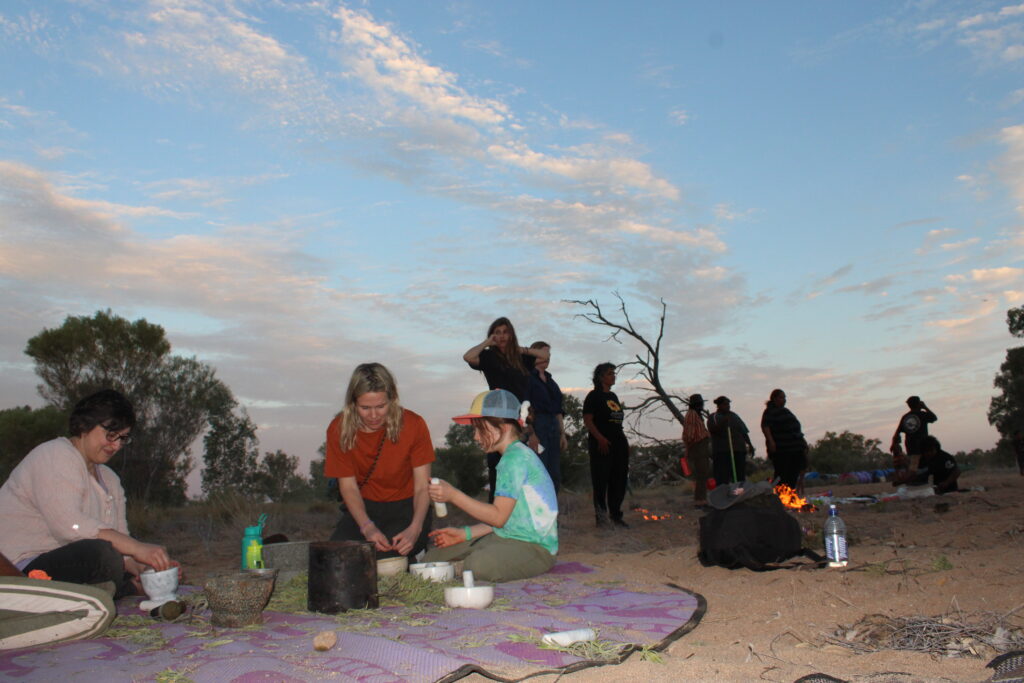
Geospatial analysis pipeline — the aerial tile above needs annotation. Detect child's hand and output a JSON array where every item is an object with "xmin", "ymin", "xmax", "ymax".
[
  {"xmin": 428, "ymin": 478, "xmax": 454, "ymax": 504},
  {"xmin": 428, "ymin": 528, "xmax": 464, "ymax": 549}
]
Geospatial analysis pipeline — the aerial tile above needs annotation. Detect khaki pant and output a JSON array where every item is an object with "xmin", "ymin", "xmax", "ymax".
[
  {"xmin": 0, "ymin": 578, "xmax": 114, "ymax": 650},
  {"xmin": 423, "ymin": 533, "xmax": 555, "ymax": 583}
]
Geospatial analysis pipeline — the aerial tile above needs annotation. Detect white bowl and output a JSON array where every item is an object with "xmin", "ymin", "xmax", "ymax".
[
  {"xmin": 140, "ymin": 567, "xmax": 179, "ymax": 602},
  {"xmin": 409, "ymin": 562, "xmax": 455, "ymax": 582},
  {"xmin": 376, "ymin": 556, "xmax": 409, "ymax": 577},
  {"xmin": 444, "ymin": 585, "xmax": 494, "ymax": 609}
]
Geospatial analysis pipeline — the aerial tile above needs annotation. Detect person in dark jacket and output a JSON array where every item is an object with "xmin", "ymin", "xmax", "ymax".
[{"xmin": 760, "ymin": 389, "xmax": 808, "ymax": 491}]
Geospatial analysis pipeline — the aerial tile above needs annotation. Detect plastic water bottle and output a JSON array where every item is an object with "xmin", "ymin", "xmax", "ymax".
[
  {"xmin": 431, "ymin": 477, "xmax": 448, "ymax": 518},
  {"xmin": 824, "ymin": 504, "xmax": 848, "ymax": 568}
]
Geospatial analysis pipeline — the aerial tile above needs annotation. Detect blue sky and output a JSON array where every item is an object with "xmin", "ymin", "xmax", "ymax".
[{"xmin": 2, "ymin": 1, "xmax": 1022, "ymax": 489}]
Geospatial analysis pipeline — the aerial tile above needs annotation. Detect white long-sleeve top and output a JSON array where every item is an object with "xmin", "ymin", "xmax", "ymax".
[{"xmin": 0, "ymin": 437, "xmax": 128, "ymax": 566}]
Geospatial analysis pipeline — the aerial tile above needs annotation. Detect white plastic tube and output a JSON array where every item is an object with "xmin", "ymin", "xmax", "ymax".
[
  {"xmin": 542, "ymin": 628, "xmax": 597, "ymax": 647},
  {"xmin": 431, "ymin": 477, "xmax": 448, "ymax": 518}
]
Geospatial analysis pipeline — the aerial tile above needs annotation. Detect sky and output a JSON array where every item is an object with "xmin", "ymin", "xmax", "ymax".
[{"xmin": 2, "ymin": 1, "xmax": 1023, "ymax": 492}]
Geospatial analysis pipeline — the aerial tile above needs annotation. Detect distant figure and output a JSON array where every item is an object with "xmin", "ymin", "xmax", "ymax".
[
  {"xmin": 890, "ymin": 396, "xmax": 937, "ymax": 465},
  {"xmin": 1014, "ymin": 431, "xmax": 1024, "ymax": 476},
  {"xmin": 424, "ymin": 389, "xmax": 558, "ymax": 582},
  {"xmin": 324, "ymin": 363, "xmax": 435, "ymax": 559},
  {"xmin": 760, "ymin": 389, "xmax": 808, "ymax": 490},
  {"xmin": 463, "ymin": 317, "xmax": 549, "ymax": 502},
  {"xmin": 707, "ymin": 396, "xmax": 754, "ymax": 485},
  {"xmin": 526, "ymin": 341, "xmax": 566, "ymax": 492},
  {"xmin": 682, "ymin": 394, "xmax": 711, "ymax": 508},
  {"xmin": 893, "ymin": 435, "xmax": 960, "ymax": 494},
  {"xmin": 583, "ymin": 363, "xmax": 631, "ymax": 528}
]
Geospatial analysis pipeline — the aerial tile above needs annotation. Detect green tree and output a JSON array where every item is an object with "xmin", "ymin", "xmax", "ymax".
[
  {"xmin": 989, "ymin": 306, "xmax": 1024, "ymax": 442},
  {"xmin": 559, "ymin": 394, "xmax": 591, "ymax": 491},
  {"xmin": 202, "ymin": 404, "xmax": 261, "ymax": 499},
  {"xmin": 256, "ymin": 449, "xmax": 309, "ymax": 502},
  {"xmin": 808, "ymin": 431, "xmax": 887, "ymax": 474},
  {"xmin": 432, "ymin": 423, "xmax": 486, "ymax": 497},
  {"xmin": 25, "ymin": 310, "xmax": 233, "ymax": 505},
  {"xmin": 309, "ymin": 443, "xmax": 332, "ymax": 499},
  {"xmin": 0, "ymin": 405, "xmax": 67, "ymax": 482}
]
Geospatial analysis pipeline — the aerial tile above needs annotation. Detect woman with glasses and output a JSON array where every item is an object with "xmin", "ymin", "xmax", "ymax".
[{"xmin": 0, "ymin": 389, "xmax": 175, "ymax": 598}]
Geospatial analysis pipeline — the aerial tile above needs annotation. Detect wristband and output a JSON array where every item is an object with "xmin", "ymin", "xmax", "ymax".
[
  {"xmin": 359, "ymin": 520, "xmax": 375, "ymax": 533},
  {"xmin": 464, "ymin": 526, "xmax": 472, "ymax": 542}
]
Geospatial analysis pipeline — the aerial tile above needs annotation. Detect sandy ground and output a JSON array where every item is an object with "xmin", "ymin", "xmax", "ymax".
[{"xmin": 172, "ymin": 469, "xmax": 1024, "ymax": 683}]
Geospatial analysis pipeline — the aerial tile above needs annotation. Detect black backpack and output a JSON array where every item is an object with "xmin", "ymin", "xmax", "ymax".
[{"xmin": 698, "ymin": 494, "xmax": 823, "ymax": 571}]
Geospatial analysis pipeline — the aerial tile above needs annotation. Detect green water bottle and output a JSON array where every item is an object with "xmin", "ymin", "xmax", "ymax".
[{"xmin": 241, "ymin": 513, "xmax": 268, "ymax": 569}]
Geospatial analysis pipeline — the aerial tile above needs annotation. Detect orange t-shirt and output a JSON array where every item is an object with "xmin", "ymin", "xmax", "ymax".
[{"xmin": 324, "ymin": 409, "xmax": 434, "ymax": 502}]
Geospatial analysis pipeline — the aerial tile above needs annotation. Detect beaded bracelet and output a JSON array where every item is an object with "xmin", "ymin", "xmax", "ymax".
[
  {"xmin": 464, "ymin": 526, "xmax": 472, "ymax": 542},
  {"xmin": 359, "ymin": 520, "xmax": 375, "ymax": 533}
]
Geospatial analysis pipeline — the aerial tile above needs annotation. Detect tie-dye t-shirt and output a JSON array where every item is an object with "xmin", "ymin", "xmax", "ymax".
[{"xmin": 492, "ymin": 441, "xmax": 559, "ymax": 555}]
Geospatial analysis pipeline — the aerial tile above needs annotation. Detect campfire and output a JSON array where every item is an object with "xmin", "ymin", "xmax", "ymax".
[
  {"xmin": 774, "ymin": 484, "xmax": 817, "ymax": 512},
  {"xmin": 632, "ymin": 506, "xmax": 685, "ymax": 521}
]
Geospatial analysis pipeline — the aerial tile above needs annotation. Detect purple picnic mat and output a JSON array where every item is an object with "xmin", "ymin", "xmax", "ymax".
[{"xmin": 0, "ymin": 562, "xmax": 705, "ymax": 682}]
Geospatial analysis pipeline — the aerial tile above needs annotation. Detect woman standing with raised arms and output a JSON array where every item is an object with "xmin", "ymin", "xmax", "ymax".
[
  {"xmin": 463, "ymin": 317, "xmax": 550, "ymax": 499},
  {"xmin": 324, "ymin": 363, "xmax": 434, "ymax": 559}
]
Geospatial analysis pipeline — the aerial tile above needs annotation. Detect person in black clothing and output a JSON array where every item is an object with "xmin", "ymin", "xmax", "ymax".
[
  {"xmin": 527, "ymin": 341, "xmax": 566, "ymax": 492},
  {"xmin": 890, "ymin": 396, "xmax": 937, "ymax": 462},
  {"xmin": 707, "ymin": 396, "xmax": 754, "ymax": 485},
  {"xmin": 463, "ymin": 317, "xmax": 549, "ymax": 501},
  {"xmin": 760, "ymin": 389, "xmax": 808, "ymax": 491},
  {"xmin": 583, "ymin": 363, "xmax": 630, "ymax": 528},
  {"xmin": 896, "ymin": 435, "xmax": 960, "ymax": 493}
]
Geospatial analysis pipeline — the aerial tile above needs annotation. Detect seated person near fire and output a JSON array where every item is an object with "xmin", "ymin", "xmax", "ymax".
[{"xmin": 892, "ymin": 435, "xmax": 960, "ymax": 494}]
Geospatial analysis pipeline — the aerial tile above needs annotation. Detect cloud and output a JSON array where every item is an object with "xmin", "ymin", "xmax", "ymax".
[
  {"xmin": 486, "ymin": 141, "xmax": 680, "ymax": 200},
  {"xmin": 669, "ymin": 108, "xmax": 689, "ymax": 125},
  {"xmin": 335, "ymin": 6, "xmax": 509, "ymax": 126},
  {"xmin": 971, "ymin": 266, "xmax": 1024, "ymax": 283}
]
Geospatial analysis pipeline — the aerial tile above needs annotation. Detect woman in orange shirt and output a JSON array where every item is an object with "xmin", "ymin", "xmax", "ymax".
[{"xmin": 324, "ymin": 363, "xmax": 435, "ymax": 558}]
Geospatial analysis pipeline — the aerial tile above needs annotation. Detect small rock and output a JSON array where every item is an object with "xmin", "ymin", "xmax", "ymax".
[{"xmin": 313, "ymin": 630, "xmax": 337, "ymax": 651}]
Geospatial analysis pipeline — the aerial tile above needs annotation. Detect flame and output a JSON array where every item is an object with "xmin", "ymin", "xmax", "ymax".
[
  {"xmin": 774, "ymin": 484, "xmax": 816, "ymax": 512},
  {"xmin": 633, "ymin": 506, "xmax": 685, "ymax": 521}
]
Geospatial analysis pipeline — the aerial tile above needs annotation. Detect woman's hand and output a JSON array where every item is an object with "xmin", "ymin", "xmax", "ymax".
[
  {"xmin": 428, "ymin": 527, "xmax": 465, "ymax": 549},
  {"xmin": 130, "ymin": 540, "xmax": 172, "ymax": 572},
  {"xmin": 428, "ymin": 478, "xmax": 455, "ymax": 504},
  {"xmin": 390, "ymin": 525, "xmax": 420, "ymax": 556},
  {"xmin": 596, "ymin": 435, "xmax": 611, "ymax": 455},
  {"xmin": 362, "ymin": 524, "xmax": 393, "ymax": 553}
]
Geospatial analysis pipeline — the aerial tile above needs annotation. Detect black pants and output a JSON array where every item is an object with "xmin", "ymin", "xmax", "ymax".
[
  {"xmin": 712, "ymin": 449, "xmax": 746, "ymax": 485},
  {"xmin": 772, "ymin": 448, "xmax": 807, "ymax": 488},
  {"xmin": 589, "ymin": 437, "xmax": 629, "ymax": 520},
  {"xmin": 24, "ymin": 539, "xmax": 134, "ymax": 598},
  {"xmin": 330, "ymin": 496, "xmax": 432, "ymax": 559}
]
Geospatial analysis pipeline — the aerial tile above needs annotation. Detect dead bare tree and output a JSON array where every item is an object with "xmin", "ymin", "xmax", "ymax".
[
  {"xmin": 565, "ymin": 292, "xmax": 691, "ymax": 427},
  {"xmin": 565, "ymin": 293, "xmax": 696, "ymax": 486}
]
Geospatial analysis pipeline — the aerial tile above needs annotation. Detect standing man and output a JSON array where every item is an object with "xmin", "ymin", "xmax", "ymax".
[
  {"xmin": 890, "ymin": 396, "xmax": 938, "ymax": 468},
  {"xmin": 682, "ymin": 394, "xmax": 711, "ymax": 508},
  {"xmin": 707, "ymin": 396, "xmax": 755, "ymax": 486}
]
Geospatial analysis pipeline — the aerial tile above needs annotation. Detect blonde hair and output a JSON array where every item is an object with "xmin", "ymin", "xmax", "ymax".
[{"xmin": 338, "ymin": 363, "xmax": 404, "ymax": 451}]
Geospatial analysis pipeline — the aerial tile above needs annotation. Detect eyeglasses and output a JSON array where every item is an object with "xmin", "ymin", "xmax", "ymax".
[{"xmin": 101, "ymin": 426, "xmax": 132, "ymax": 445}]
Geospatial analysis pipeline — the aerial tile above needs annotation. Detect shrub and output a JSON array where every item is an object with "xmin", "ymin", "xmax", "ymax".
[{"xmin": 433, "ymin": 444, "xmax": 487, "ymax": 498}]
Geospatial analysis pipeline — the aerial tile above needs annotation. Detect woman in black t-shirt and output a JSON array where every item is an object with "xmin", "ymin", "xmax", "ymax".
[
  {"xmin": 582, "ymin": 362, "xmax": 630, "ymax": 528},
  {"xmin": 463, "ymin": 317, "xmax": 549, "ymax": 500}
]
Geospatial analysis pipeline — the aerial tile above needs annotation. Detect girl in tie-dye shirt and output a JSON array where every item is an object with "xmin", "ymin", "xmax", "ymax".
[{"xmin": 424, "ymin": 389, "xmax": 558, "ymax": 582}]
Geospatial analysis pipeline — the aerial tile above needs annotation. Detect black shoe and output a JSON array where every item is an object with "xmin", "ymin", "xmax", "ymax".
[
  {"xmin": 611, "ymin": 517, "xmax": 630, "ymax": 529},
  {"xmin": 595, "ymin": 512, "xmax": 611, "ymax": 528}
]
